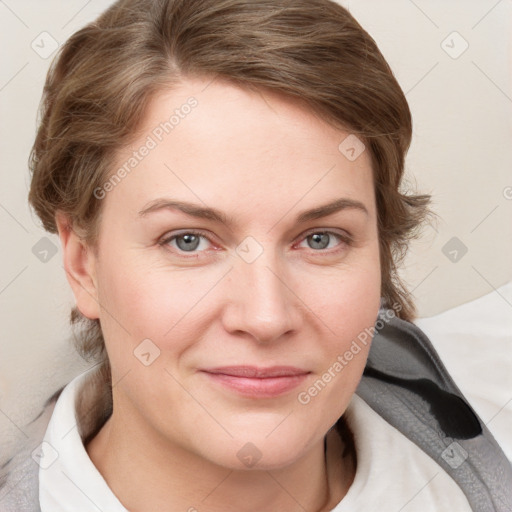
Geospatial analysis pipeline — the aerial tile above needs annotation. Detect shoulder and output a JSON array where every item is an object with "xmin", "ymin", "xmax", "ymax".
[
  {"xmin": 0, "ymin": 387, "xmax": 62, "ymax": 512},
  {"xmin": 0, "ymin": 365, "xmax": 111, "ymax": 512},
  {"xmin": 355, "ymin": 311, "xmax": 512, "ymax": 511},
  {"xmin": 341, "ymin": 394, "xmax": 473, "ymax": 511}
]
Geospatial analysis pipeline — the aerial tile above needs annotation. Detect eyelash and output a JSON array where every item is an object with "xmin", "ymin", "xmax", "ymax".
[{"xmin": 158, "ymin": 228, "xmax": 354, "ymax": 258}]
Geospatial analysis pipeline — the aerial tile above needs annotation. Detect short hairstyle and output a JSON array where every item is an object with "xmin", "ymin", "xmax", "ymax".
[{"xmin": 28, "ymin": 0, "xmax": 432, "ymax": 378}]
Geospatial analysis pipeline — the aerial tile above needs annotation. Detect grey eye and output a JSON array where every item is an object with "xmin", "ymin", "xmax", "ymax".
[
  {"xmin": 307, "ymin": 232, "xmax": 332, "ymax": 250},
  {"xmin": 175, "ymin": 233, "xmax": 202, "ymax": 252}
]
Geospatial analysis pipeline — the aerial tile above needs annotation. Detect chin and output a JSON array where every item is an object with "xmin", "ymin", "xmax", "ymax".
[{"xmin": 195, "ymin": 423, "xmax": 320, "ymax": 471}]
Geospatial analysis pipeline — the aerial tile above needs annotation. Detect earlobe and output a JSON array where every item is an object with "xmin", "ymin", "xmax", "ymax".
[{"xmin": 55, "ymin": 212, "xmax": 100, "ymax": 320}]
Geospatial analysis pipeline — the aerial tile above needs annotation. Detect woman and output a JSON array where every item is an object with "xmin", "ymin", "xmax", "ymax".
[{"xmin": 1, "ymin": 0, "xmax": 510, "ymax": 510}]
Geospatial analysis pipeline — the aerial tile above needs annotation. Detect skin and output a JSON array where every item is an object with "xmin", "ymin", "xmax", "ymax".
[{"xmin": 56, "ymin": 75, "xmax": 381, "ymax": 512}]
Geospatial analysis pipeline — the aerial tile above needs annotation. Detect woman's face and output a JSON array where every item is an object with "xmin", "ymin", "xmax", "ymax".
[{"xmin": 75, "ymin": 76, "xmax": 381, "ymax": 469}]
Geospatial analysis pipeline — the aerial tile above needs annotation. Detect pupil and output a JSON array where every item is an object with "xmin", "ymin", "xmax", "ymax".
[
  {"xmin": 310, "ymin": 233, "xmax": 329, "ymax": 250},
  {"xmin": 177, "ymin": 234, "xmax": 199, "ymax": 251}
]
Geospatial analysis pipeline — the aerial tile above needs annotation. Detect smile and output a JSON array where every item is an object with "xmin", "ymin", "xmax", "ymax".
[{"xmin": 200, "ymin": 366, "xmax": 310, "ymax": 398}]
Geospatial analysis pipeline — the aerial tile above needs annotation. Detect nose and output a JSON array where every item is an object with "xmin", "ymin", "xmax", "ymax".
[{"xmin": 221, "ymin": 250, "xmax": 303, "ymax": 344}]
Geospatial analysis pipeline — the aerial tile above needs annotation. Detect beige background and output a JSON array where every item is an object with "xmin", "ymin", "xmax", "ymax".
[{"xmin": 0, "ymin": 0, "xmax": 511, "ymax": 457}]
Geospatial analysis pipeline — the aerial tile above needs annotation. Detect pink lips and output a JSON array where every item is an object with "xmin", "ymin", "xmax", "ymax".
[{"xmin": 201, "ymin": 366, "xmax": 310, "ymax": 398}]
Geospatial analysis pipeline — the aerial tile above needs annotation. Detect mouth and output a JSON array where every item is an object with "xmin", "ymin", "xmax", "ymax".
[{"xmin": 200, "ymin": 366, "xmax": 310, "ymax": 398}]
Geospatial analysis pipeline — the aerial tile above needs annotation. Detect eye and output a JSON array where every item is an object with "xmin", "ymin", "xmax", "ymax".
[
  {"xmin": 296, "ymin": 230, "xmax": 352, "ymax": 253},
  {"xmin": 159, "ymin": 230, "xmax": 214, "ymax": 255}
]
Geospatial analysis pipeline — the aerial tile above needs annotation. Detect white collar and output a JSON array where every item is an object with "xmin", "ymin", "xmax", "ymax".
[
  {"xmin": 38, "ymin": 367, "xmax": 127, "ymax": 512},
  {"xmin": 330, "ymin": 395, "xmax": 471, "ymax": 511}
]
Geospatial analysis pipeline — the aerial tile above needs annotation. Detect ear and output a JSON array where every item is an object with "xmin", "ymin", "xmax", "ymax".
[{"xmin": 55, "ymin": 212, "xmax": 100, "ymax": 320}]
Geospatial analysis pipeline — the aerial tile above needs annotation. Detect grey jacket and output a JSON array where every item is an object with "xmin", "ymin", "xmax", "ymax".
[{"xmin": 1, "ymin": 309, "xmax": 511, "ymax": 511}]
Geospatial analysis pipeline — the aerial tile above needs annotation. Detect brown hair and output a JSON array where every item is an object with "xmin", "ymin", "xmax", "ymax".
[{"xmin": 28, "ymin": 0, "xmax": 433, "ymax": 377}]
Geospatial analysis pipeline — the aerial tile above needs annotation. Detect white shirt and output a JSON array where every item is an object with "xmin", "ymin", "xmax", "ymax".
[{"xmin": 39, "ymin": 367, "xmax": 471, "ymax": 512}]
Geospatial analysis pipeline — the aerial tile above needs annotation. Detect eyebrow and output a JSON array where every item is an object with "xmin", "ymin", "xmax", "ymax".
[{"xmin": 138, "ymin": 197, "xmax": 369, "ymax": 226}]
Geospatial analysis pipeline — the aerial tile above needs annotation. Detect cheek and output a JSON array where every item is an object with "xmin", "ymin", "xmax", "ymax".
[
  {"xmin": 323, "ymin": 275, "xmax": 380, "ymax": 375},
  {"xmin": 95, "ymin": 251, "xmax": 217, "ymax": 363},
  {"xmin": 307, "ymin": 244, "xmax": 381, "ymax": 382},
  {"xmin": 296, "ymin": 265, "xmax": 381, "ymax": 421},
  {"xmin": 337, "ymin": 268, "xmax": 381, "ymax": 337},
  {"xmin": 306, "ymin": 246, "xmax": 381, "ymax": 345},
  {"xmin": 94, "ymin": 250, "xmax": 163, "ymax": 353}
]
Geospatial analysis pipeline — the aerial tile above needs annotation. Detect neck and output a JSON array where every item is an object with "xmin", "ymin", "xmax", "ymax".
[{"xmin": 86, "ymin": 404, "xmax": 354, "ymax": 512}]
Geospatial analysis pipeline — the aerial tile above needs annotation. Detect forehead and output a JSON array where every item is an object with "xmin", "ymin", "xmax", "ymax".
[{"xmin": 104, "ymin": 76, "xmax": 376, "ymax": 222}]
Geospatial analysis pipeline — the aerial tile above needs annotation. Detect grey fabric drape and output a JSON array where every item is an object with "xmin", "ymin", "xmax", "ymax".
[{"xmin": 356, "ymin": 307, "xmax": 512, "ymax": 512}]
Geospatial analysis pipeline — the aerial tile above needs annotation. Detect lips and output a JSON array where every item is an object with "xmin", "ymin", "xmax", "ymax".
[
  {"xmin": 202, "ymin": 365, "xmax": 309, "ymax": 378},
  {"xmin": 200, "ymin": 366, "xmax": 310, "ymax": 398}
]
